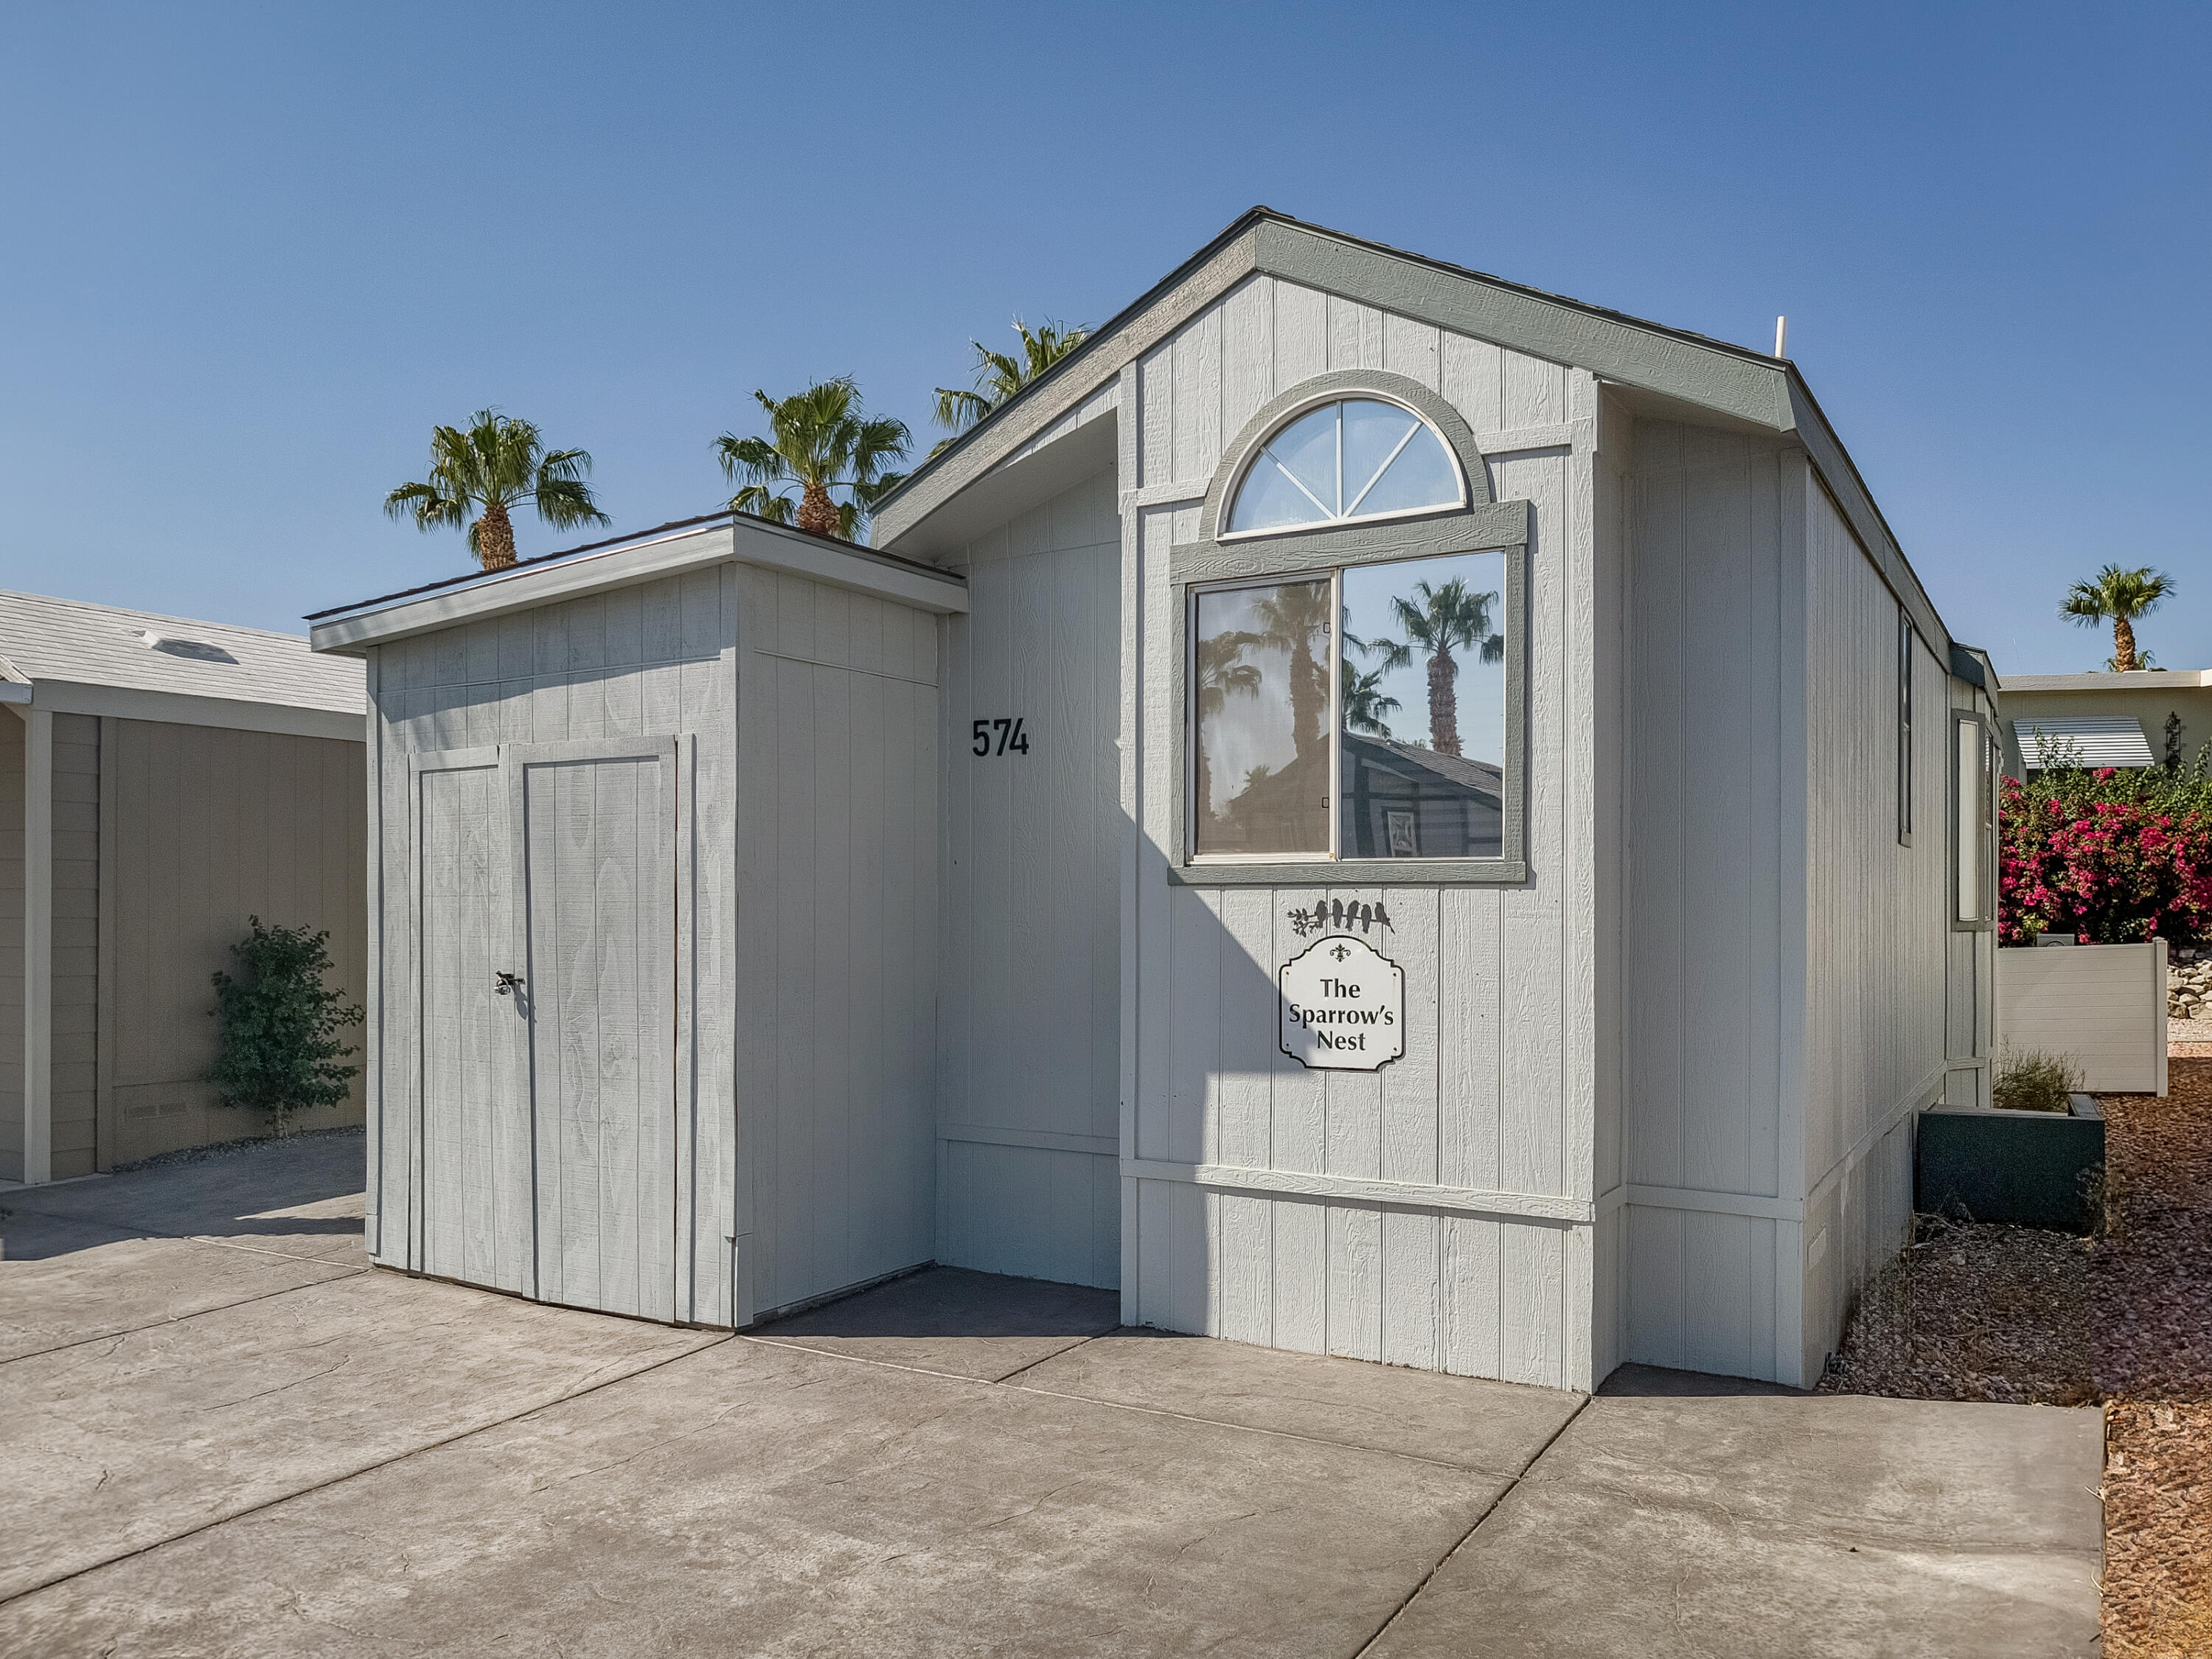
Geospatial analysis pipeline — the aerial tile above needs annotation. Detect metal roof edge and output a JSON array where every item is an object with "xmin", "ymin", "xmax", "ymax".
[{"xmin": 310, "ymin": 512, "xmax": 969, "ymax": 655}]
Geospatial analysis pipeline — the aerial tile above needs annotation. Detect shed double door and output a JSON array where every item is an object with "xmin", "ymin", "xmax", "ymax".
[{"xmin": 412, "ymin": 735, "xmax": 685, "ymax": 1322}]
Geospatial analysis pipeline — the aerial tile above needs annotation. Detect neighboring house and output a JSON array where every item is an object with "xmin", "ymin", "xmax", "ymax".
[
  {"xmin": 1997, "ymin": 668, "xmax": 2212, "ymax": 776},
  {"xmin": 310, "ymin": 208, "xmax": 2000, "ymax": 1392},
  {"xmin": 1, "ymin": 591, "xmax": 367, "ymax": 1183}
]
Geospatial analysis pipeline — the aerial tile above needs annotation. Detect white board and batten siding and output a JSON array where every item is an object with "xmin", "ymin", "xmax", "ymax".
[
  {"xmin": 1624, "ymin": 425, "xmax": 1972, "ymax": 1385},
  {"xmin": 735, "ymin": 566, "xmax": 941, "ymax": 1319},
  {"xmin": 936, "ymin": 467, "xmax": 1121, "ymax": 1288},
  {"xmin": 1119, "ymin": 273, "xmax": 1607, "ymax": 1391}
]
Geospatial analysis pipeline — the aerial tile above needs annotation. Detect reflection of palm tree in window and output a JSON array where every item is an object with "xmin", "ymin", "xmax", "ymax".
[
  {"xmin": 1363, "ymin": 579, "xmax": 1501, "ymax": 757},
  {"xmin": 1250, "ymin": 584, "xmax": 1331, "ymax": 771},
  {"xmin": 1194, "ymin": 629, "xmax": 1262, "ymax": 823},
  {"xmin": 1341, "ymin": 661, "xmax": 1400, "ymax": 737}
]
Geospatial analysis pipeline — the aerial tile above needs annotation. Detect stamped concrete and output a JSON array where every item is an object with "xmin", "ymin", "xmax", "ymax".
[
  {"xmin": 0, "ymin": 1140, "xmax": 2102, "ymax": 1657},
  {"xmin": 1017, "ymin": 1329, "xmax": 1584, "ymax": 1475}
]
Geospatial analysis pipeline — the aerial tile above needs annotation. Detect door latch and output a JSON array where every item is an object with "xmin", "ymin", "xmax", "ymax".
[{"xmin": 494, "ymin": 972, "xmax": 524, "ymax": 996}]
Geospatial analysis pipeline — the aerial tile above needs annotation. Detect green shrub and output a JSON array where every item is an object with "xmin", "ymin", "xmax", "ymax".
[
  {"xmin": 1990, "ymin": 1048, "xmax": 2080, "ymax": 1114},
  {"xmin": 207, "ymin": 917, "xmax": 364, "ymax": 1130}
]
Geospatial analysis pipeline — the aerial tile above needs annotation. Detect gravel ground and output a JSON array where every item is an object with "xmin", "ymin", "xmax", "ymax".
[
  {"xmin": 106, "ymin": 1122, "xmax": 364, "ymax": 1175},
  {"xmin": 2099, "ymin": 1063, "xmax": 2212, "ymax": 1658}
]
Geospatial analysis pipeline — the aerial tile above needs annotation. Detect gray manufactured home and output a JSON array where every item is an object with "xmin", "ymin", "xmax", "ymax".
[{"xmin": 313, "ymin": 209, "xmax": 1998, "ymax": 1388}]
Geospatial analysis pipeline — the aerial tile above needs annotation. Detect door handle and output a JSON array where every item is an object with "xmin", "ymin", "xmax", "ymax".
[{"xmin": 495, "ymin": 972, "xmax": 524, "ymax": 995}]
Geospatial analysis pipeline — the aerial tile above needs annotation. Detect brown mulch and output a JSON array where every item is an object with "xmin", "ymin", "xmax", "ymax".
[
  {"xmin": 1817, "ymin": 1057, "xmax": 2212, "ymax": 1655},
  {"xmin": 2100, "ymin": 1062, "xmax": 2212, "ymax": 1658},
  {"xmin": 1817, "ymin": 1217, "xmax": 2092, "ymax": 1405}
]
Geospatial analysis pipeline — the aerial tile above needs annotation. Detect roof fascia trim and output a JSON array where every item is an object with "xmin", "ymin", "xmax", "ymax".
[
  {"xmin": 25, "ymin": 681, "xmax": 364, "ymax": 740},
  {"xmin": 1253, "ymin": 220, "xmax": 1792, "ymax": 428},
  {"xmin": 873, "ymin": 225, "xmax": 1264, "ymax": 549},
  {"xmin": 313, "ymin": 518, "xmax": 968, "ymax": 655},
  {"xmin": 1785, "ymin": 378, "xmax": 1949, "ymax": 655}
]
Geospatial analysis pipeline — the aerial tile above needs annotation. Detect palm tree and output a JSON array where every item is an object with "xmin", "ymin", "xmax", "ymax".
[
  {"xmin": 1367, "ymin": 578, "xmax": 1503, "ymax": 757},
  {"xmin": 2061, "ymin": 564, "xmax": 2175, "ymax": 672},
  {"xmin": 930, "ymin": 319, "xmax": 1090, "ymax": 456},
  {"xmin": 384, "ymin": 411, "xmax": 610, "ymax": 573},
  {"xmin": 1341, "ymin": 661, "xmax": 1400, "ymax": 737},
  {"xmin": 1194, "ymin": 630, "xmax": 1262, "ymax": 823},
  {"xmin": 717, "ymin": 379, "xmax": 910, "ymax": 540}
]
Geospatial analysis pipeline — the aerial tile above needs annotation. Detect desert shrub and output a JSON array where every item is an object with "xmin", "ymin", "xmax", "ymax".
[
  {"xmin": 1999, "ymin": 755, "xmax": 2212, "ymax": 946},
  {"xmin": 1990, "ymin": 1048, "xmax": 2080, "ymax": 1114},
  {"xmin": 207, "ymin": 917, "xmax": 363, "ymax": 1129}
]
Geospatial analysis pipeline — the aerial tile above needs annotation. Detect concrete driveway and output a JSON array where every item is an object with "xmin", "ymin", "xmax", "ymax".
[{"xmin": 1, "ymin": 1135, "xmax": 2101, "ymax": 1657}]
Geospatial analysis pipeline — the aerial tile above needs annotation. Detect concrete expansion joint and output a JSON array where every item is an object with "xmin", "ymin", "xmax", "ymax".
[
  {"xmin": 739, "ymin": 1329, "xmax": 1571, "ymax": 1481},
  {"xmin": 1350, "ymin": 1391, "xmax": 1596, "ymax": 1658},
  {"xmin": 0, "ymin": 1265, "xmax": 372, "ymax": 1371},
  {"xmin": 0, "ymin": 1326, "xmax": 737, "ymax": 1611}
]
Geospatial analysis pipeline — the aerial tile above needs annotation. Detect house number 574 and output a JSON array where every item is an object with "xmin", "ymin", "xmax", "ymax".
[{"xmin": 972, "ymin": 717, "xmax": 1031, "ymax": 757}]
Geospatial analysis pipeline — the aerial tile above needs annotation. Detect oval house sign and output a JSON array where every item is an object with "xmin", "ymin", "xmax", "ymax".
[{"xmin": 1279, "ymin": 934, "xmax": 1405, "ymax": 1071}]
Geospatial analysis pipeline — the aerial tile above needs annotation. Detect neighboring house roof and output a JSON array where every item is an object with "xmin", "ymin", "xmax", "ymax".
[
  {"xmin": 2001, "ymin": 669, "xmax": 2212, "ymax": 692},
  {"xmin": 867, "ymin": 205, "xmax": 1955, "ymax": 658},
  {"xmin": 0, "ymin": 588, "xmax": 365, "ymax": 740},
  {"xmin": 1345, "ymin": 734, "xmax": 1504, "ymax": 801}
]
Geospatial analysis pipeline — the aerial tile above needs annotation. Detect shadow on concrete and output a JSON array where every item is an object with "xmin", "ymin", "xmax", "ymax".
[
  {"xmin": 754, "ymin": 1265, "xmax": 1120, "ymax": 1340},
  {"xmin": 1596, "ymin": 1362, "xmax": 1807, "ymax": 1398}
]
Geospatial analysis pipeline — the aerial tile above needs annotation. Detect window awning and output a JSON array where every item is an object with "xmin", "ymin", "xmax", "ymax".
[{"xmin": 2011, "ymin": 716, "xmax": 2156, "ymax": 769}]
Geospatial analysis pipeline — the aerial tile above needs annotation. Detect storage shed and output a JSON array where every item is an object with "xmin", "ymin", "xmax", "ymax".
[
  {"xmin": 2, "ymin": 591, "xmax": 367, "ymax": 1183},
  {"xmin": 318, "ymin": 209, "xmax": 2000, "ymax": 1389},
  {"xmin": 308, "ymin": 519, "xmax": 967, "ymax": 1326}
]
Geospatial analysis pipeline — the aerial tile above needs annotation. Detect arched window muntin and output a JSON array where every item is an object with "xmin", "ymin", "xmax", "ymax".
[{"xmin": 1220, "ymin": 393, "xmax": 1467, "ymax": 541}]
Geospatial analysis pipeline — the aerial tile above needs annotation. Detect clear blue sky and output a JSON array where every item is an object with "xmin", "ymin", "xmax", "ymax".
[{"xmin": 3, "ymin": 1, "xmax": 2204, "ymax": 673}]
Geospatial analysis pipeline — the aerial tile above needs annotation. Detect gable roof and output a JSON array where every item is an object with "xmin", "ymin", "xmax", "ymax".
[
  {"xmin": 872, "ymin": 206, "xmax": 1951, "ymax": 655},
  {"xmin": 0, "ymin": 588, "xmax": 365, "ymax": 740}
]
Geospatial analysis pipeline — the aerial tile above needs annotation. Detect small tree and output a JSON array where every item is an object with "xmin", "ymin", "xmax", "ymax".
[
  {"xmin": 208, "ymin": 918, "xmax": 363, "ymax": 1131},
  {"xmin": 385, "ymin": 410, "xmax": 611, "ymax": 573}
]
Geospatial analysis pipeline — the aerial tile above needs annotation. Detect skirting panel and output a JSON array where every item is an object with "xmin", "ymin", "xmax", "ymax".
[{"xmin": 1129, "ymin": 1177, "xmax": 1590, "ymax": 1390}]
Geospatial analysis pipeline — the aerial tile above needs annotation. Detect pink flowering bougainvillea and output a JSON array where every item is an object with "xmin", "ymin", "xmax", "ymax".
[{"xmin": 1999, "ymin": 768, "xmax": 2212, "ymax": 945}]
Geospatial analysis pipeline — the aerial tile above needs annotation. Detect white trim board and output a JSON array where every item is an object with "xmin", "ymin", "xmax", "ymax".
[
  {"xmin": 15, "ymin": 704, "xmax": 53, "ymax": 1184},
  {"xmin": 24, "ymin": 680, "xmax": 364, "ymax": 742},
  {"xmin": 310, "ymin": 518, "xmax": 969, "ymax": 656},
  {"xmin": 1122, "ymin": 1158, "xmax": 1593, "ymax": 1225}
]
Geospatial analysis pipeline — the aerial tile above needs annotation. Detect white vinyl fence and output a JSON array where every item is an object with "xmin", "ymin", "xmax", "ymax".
[{"xmin": 1996, "ymin": 940, "xmax": 2168, "ymax": 1096}]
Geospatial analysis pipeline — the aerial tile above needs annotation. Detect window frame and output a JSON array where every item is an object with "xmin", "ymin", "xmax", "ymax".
[
  {"xmin": 1217, "ymin": 393, "xmax": 1470, "ymax": 542},
  {"xmin": 1951, "ymin": 709, "xmax": 1997, "ymax": 931},
  {"xmin": 1897, "ymin": 606, "xmax": 1915, "ymax": 846},
  {"xmin": 1169, "ymin": 370, "xmax": 1531, "ymax": 887}
]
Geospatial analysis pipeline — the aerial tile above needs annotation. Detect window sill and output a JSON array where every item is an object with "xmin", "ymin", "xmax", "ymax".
[{"xmin": 1169, "ymin": 858, "xmax": 1528, "ymax": 887}]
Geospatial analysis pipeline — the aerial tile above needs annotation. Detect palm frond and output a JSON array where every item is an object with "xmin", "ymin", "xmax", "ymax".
[
  {"xmin": 533, "ymin": 477, "xmax": 612, "ymax": 532},
  {"xmin": 383, "ymin": 480, "xmax": 469, "ymax": 532},
  {"xmin": 731, "ymin": 484, "xmax": 796, "ymax": 524}
]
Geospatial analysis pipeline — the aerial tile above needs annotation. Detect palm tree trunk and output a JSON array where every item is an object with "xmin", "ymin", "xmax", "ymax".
[
  {"xmin": 797, "ymin": 480, "xmax": 841, "ymax": 538},
  {"xmin": 1429, "ymin": 646, "xmax": 1461, "ymax": 757},
  {"xmin": 2113, "ymin": 615, "xmax": 2138, "ymax": 672},
  {"xmin": 475, "ymin": 501, "xmax": 518, "ymax": 571}
]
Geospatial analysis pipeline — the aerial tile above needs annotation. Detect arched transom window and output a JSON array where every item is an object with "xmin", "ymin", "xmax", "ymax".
[{"xmin": 1225, "ymin": 397, "xmax": 1463, "ymax": 537}]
